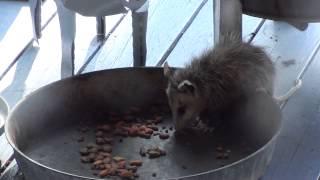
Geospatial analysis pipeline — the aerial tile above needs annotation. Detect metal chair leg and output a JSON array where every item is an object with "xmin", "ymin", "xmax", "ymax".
[
  {"xmin": 55, "ymin": 0, "xmax": 76, "ymax": 78},
  {"xmin": 132, "ymin": 11, "xmax": 148, "ymax": 67},
  {"xmin": 213, "ymin": 0, "xmax": 242, "ymax": 45},
  {"xmin": 29, "ymin": 0, "xmax": 42, "ymax": 40},
  {"xmin": 96, "ymin": 16, "xmax": 106, "ymax": 40}
]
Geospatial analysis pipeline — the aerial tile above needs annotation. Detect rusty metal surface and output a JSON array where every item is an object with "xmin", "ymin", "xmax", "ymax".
[{"xmin": 5, "ymin": 68, "xmax": 281, "ymax": 180}]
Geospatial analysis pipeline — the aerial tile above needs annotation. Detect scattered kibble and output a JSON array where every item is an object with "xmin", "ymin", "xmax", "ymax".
[
  {"xmin": 129, "ymin": 160, "xmax": 143, "ymax": 166},
  {"xmin": 97, "ymin": 124, "xmax": 111, "ymax": 132},
  {"xmin": 94, "ymin": 155, "xmax": 104, "ymax": 161},
  {"xmin": 86, "ymin": 143, "xmax": 96, "ymax": 149},
  {"xmin": 128, "ymin": 165, "xmax": 138, "ymax": 172},
  {"xmin": 148, "ymin": 150, "xmax": 161, "ymax": 158},
  {"xmin": 147, "ymin": 147, "xmax": 166, "ymax": 159},
  {"xmin": 148, "ymin": 125, "xmax": 159, "ymax": 131},
  {"xmin": 79, "ymin": 148, "xmax": 89, "ymax": 155},
  {"xmin": 81, "ymin": 157, "xmax": 91, "ymax": 163},
  {"xmin": 102, "ymin": 145, "xmax": 112, "ymax": 153},
  {"xmin": 159, "ymin": 133, "xmax": 170, "ymax": 140},
  {"xmin": 103, "ymin": 157, "xmax": 112, "ymax": 164},
  {"xmin": 77, "ymin": 105, "xmax": 174, "ymax": 179},
  {"xmin": 93, "ymin": 160, "xmax": 103, "ymax": 166},
  {"xmin": 113, "ymin": 156, "xmax": 126, "ymax": 162},
  {"xmin": 95, "ymin": 131, "xmax": 104, "ymax": 137},
  {"xmin": 117, "ymin": 160, "xmax": 126, "ymax": 169},
  {"xmin": 119, "ymin": 169, "xmax": 134, "ymax": 178},
  {"xmin": 88, "ymin": 147, "xmax": 98, "ymax": 153},
  {"xmin": 104, "ymin": 137, "xmax": 113, "ymax": 144},
  {"xmin": 99, "ymin": 169, "xmax": 109, "ymax": 177}
]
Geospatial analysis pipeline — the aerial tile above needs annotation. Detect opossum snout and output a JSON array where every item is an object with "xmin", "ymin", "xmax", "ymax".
[
  {"xmin": 166, "ymin": 86, "xmax": 205, "ymax": 131},
  {"xmin": 172, "ymin": 106, "xmax": 199, "ymax": 131}
]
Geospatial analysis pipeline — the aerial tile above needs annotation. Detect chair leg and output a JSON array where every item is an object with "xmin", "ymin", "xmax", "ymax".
[
  {"xmin": 132, "ymin": 11, "xmax": 148, "ymax": 67},
  {"xmin": 29, "ymin": 0, "xmax": 42, "ymax": 40},
  {"xmin": 213, "ymin": 0, "xmax": 242, "ymax": 45},
  {"xmin": 96, "ymin": 16, "xmax": 106, "ymax": 40},
  {"xmin": 54, "ymin": 0, "xmax": 76, "ymax": 78}
]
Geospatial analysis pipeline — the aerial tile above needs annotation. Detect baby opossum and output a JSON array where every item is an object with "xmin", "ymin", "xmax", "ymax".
[{"xmin": 164, "ymin": 35, "xmax": 302, "ymax": 132}]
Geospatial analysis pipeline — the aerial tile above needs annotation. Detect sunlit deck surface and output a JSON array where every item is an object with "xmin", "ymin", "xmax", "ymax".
[{"xmin": 1, "ymin": 0, "xmax": 320, "ymax": 179}]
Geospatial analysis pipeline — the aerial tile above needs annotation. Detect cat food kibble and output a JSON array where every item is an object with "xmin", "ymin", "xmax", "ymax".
[
  {"xmin": 113, "ymin": 156, "xmax": 126, "ymax": 162},
  {"xmin": 159, "ymin": 133, "xmax": 170, "ymax": 140},
  {"xmin": 129, "ymin": 160, "xmax": 143, "ymax": 166},
  {"xmin": 77, "ymin": 105, "xmax": 174, "ymax": 179},
  {"xmin": 118, "ymin": 169, "xmax": 134, "ymax": 178},
  {"xmin": 99, "ymin": 169, "xmax": 110, "ymax": 177},
  {"xmin": 95, "ymin": 131, "xmax": 104, "ymax": 137},
  {"xmin": 79, "ymin": 148, "xmax": 89, "ymax": 155}
]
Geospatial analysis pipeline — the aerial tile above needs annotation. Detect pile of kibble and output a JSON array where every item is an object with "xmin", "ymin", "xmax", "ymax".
[{"xmin": 77, "ymin": 107, "xmax": 172, "ymax": 179}]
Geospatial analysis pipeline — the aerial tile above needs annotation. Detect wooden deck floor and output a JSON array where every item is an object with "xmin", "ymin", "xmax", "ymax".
[{"xmin": 1, "ymin": 0, "xmax": 320, "ymax": 179}]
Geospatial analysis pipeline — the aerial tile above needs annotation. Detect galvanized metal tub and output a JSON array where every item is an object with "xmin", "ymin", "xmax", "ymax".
[
  {"xmin": 0, "ymin": 96, "xmax": 9, "ymax": 134},
  {"xmin": 5, "ymin": 68, "xmax": 282, "ymax": 180}
]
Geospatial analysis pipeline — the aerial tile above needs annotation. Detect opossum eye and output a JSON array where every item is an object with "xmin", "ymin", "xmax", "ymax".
[{"xmin": 178, "ymin": 106, "xmax": 186, "ymax": 115}]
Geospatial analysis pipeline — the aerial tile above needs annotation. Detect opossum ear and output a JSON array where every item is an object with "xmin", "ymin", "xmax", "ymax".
[
  {"xmin": 163, "ymin": 62, "xmax": 173, "ymax": 78},
  {"xmin": 178, "ymin": 80, "xmax": 195, "ymax": 94}
]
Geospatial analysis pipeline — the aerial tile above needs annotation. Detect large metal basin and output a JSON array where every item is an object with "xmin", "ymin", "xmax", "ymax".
[
  {"xmin": 0, "ymin": 96, "xmax": 9, "ymax": 134},
  {"xmin": 5, "ymin": 68, "xmax": 281, "ymax": 180}
]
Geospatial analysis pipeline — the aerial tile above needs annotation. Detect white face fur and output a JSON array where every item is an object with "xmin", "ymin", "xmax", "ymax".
[{"xmin": 164, "ymin": 63, "xmax": 205, "ymax": 131}]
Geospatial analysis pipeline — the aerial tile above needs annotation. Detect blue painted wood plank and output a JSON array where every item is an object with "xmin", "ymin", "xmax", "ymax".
[
  {"xmin": 252, "ymin": 21, "xmax": 320, "ymax": 96},
  {"xmin": 165, "ymin": 0, "xmax": 262, "ymax": 67},
  {"xmin": 83, "ymin": 0, "xmax": 209, "ymax": 72},
  {"xmin": 0, "ymin": 0, "xmax": 56, "ymax": 77},
  {"xmin": 0, "ymin": 12, "xmax": 124, "ymax": 106},
  {"xmin": 262, "ymin": 37, "xmax": 320, "ymax": 180}
]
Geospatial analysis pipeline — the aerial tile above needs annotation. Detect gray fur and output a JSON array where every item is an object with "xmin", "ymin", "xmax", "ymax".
[{"xmin": 164, "ymin": 35, "xmax": 276, "ymax": 131}]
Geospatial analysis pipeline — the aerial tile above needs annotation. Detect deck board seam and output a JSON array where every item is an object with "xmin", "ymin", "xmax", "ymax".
[
  {"xmin": 0, "ymin": 12, "xmax": 57, "ymax": 82},
  {"xmin": 280, "ymin": 37, "xmax": 320, "ymax": 109},
  {"xmin": 156, "ymin": 13, "xmax": 266, "ymax": 67},
  {"xmin": 0, "ymin": 8, "xmax": 57, "ymax": 178},
  {"xmin": 248, "ymin": 19, "xmax": 266, "ymax": 43},
  {"xmin": 76, "ymin": 14, "xmax": 128, "ymax": 75},
  {"xmin": 155, "ymin": 0, "xmax": 209, "ymax": 67}
]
